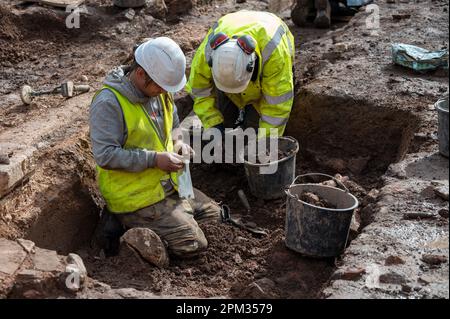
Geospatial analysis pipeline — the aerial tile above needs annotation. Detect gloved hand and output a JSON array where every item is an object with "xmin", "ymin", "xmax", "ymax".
[
  {"xmin": 214, "ymin": 123, "xmax": 225, "ymax": 134},
  {"xmin": 173, "ymin": 140, "xmax": 195, "ymax": 159},
  {"xmin": 155, "ymin": 152, "xmax": 184, "ymax": 172}
]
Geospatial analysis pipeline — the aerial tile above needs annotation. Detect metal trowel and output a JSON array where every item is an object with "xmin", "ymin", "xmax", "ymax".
[{"xmin": 178, "ymin": 160, "xmax": 195, "ymax": 199}]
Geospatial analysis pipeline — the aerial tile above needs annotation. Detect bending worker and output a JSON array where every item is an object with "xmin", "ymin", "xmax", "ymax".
[
  {"xmin": 186, "ymin": 10, "xmax": 295, "ymax": 138},
  {"xmin": 89, "ymin": 37, "xmax": 221, "ymax": 262}
]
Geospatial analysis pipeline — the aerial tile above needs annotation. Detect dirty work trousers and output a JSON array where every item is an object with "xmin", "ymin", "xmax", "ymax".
[{"xmin": 116, "ymin": 188, "xmax": 221, "ymax": 258}]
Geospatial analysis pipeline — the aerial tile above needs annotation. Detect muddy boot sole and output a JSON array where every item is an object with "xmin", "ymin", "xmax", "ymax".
[
  {"xmin": 314, "ymin": 9, "xmax": 331, "ymax": 28},
  {"xmin": 291, "ymin": 0, "xmax": 314, "ymax": 27},
  {"xmin": 120, "ymin": 227, "xmax": 169, "ymax": 268},
  {"xmin": 314, "ymin": 0, "xmax": 331, "ymax": 28}
]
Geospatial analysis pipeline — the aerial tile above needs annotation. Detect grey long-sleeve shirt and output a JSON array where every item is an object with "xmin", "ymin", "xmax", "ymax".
[{"xmin": 89, "ymin": 66, "xmax": 180, "ymax": 172}]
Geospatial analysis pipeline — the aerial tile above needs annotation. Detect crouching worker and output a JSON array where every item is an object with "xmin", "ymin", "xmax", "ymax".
[
  {"xmin": 89, "ymin": 37, "xmax": 221, "ymax": 264},
  {"xmin": 187, "ymin": 10, "xmax": 295, "ymax": 139}
]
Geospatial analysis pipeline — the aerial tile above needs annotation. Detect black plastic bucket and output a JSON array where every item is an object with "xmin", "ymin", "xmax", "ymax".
[
  {"xmin": 242, "ymin": 136, "xmax": 299, "ymax": 199},
  {"xmin": 113, "ymin": 0, "xmax": 147, "ymax": 7},
  {"xmin": 284, "ymin": 173, "xmax": 359, "ymax": 258},
  {"xmin": 436, "ymin": 95, "xmax": 449, "ymax": 158}
]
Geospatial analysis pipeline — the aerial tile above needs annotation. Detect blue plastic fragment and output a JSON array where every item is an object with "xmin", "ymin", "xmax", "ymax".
[
  {"xmin": 346, "ymin": 0, "xmax": 373, "ymax": 6},
  {"xmin": 391, "ymin": 43, "xmax": 449, "ymax": 72}
]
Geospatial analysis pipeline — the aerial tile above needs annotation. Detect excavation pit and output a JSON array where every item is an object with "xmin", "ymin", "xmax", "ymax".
[
  {"xmin": 1, "ymin": 0, "xmax": 441, "ymax": 300},
  {"xmin": 287, "ymin": 91, "xmax": 420, "ymax": 188},
  {"xmin": 0, "ymin": 88, "xmax": 421, "ymax": 298}
]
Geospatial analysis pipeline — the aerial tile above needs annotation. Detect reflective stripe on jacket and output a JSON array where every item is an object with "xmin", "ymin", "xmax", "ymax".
[
  {"xmin": 186, "ymin": 10, "xmax": 295, "ymax": 136},
  {"xmin": 96, "ymin": 85, "xmax": 178, "ymax": 213}
]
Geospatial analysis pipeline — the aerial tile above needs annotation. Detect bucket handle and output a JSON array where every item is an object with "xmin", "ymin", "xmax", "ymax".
[
  {"xmin": 282, "ymin": 136, "xmax": 300, "ymax": 153},
  {"xmin": 291, "ymin": 173, "xmax": 350, "ymax": 193}
]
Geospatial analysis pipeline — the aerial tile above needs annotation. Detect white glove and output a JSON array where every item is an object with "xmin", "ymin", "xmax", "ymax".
[{"xmin": 173, "ymin": 140, "xmax": 195, "ymax": 159}]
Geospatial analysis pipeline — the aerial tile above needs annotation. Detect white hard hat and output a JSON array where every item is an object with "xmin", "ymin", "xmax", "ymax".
[
  {"xmin": 134, "ymin": 37, "xmax": 187, "ymax": 93},
  {"xmin": 210, "ymin": 39, "xmax": 256, "ymax": 94}
]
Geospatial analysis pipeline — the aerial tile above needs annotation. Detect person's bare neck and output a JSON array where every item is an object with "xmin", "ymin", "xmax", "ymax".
[
  {"xmin": 128, "ymin": 70, "xmax": 137, "ymax": 86},
  {"xmin": 128, "ymin": 70, "xmax": 145, "ymax": 96}
]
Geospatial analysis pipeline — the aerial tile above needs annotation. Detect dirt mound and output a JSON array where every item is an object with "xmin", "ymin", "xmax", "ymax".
[
  {"xmin": 84, "ymin": 219, "xmax": 335, "ymax": 298},
  {"xmin": 0, "ymin": 6, "xmax": 75, "ymax": 67},
  {"xmin": 84, "ymin": 222, "xmax": 268, "ymax": 297},
  {"xmin": 0, "ymin": 5, "xmax": 73, "ymax": 41},
  {"xmin": 230, "ymin": 239, "xmax": 335, "ymax": 299},
  {"xmin": 166, "ymin": 0, "xmax": 193, "ymax": 16},
  {"xmin": 0, "ymin": 6, "xmax": 20, "ymax": 40}
]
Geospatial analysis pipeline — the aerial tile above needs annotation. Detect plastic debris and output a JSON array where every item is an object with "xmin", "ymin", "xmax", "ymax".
[
  {"xmin": 123, "ymin": 8, "xmax": 136, "ymax": 21},
  {"xmin": 346, "ymin": 0, "xmax": 373, "ymax": 6},
  {"xmin": 178, "ymin": 161, "xmax": 195, "ymax": 199},
  {"xmin": 391, "ymin": 43, "xmax": 449, "ymax": 72}
]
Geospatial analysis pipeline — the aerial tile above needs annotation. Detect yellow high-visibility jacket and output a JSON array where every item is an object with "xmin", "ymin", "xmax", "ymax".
[
  {"xmin": 95, "ymin": 85, "xmax": 178, "ymax": 213},
  {"xmin": 186, "ymin": 10, "xmax": 295, "ymax": 136}
]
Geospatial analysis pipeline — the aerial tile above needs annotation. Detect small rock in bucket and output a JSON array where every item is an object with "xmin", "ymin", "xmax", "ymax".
[{"xmin": 300, "ymin": 192, "xmax": 337, "ymax": 209}]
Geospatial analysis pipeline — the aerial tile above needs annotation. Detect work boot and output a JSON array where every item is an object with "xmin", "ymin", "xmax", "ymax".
[
  {"xmin": 291, "ymin": 0, "xmax": 314, "ymax": 27},
  {"xmin": 91, "ymin": 208, "xmax": 125, "ymax": 257},
  {"xmin": 314, "ymin": 0, "xmax": 331, "ymax": 28},
  {"xmin": 120, "ymin": 227, "xmax": 169, "ymax": 268}
]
